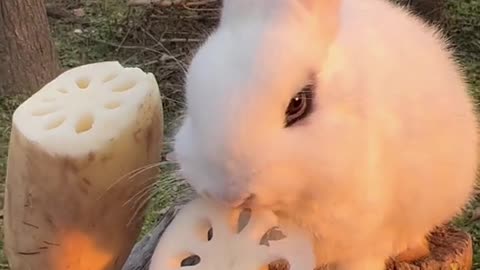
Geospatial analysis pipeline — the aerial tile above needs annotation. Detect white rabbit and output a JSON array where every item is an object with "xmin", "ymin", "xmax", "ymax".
[{"xmin": 173, "ymin": 0, "xmax": 479, "ymax": 269}]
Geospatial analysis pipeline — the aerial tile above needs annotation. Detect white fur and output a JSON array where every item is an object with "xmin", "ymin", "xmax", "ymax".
[{"xmin": 173, "ymin": 0, "xmax": 479, "ymax": 269}]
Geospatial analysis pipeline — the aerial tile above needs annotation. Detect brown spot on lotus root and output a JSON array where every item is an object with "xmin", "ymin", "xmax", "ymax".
[
  {"xmin": 44, "ymin": 213, "xmax": 57, "ymax": 230},
  {"xmin": 82, "ymin": 177, "xmax": 91, "ymax": 186},
  {"xmin": 145, "ymin": 124, "xmax": 154, "ymax": 155},
  {"xmin": 62, "ymin": 157, "xmax": 80, "ymax": 173},
  {"xmin": 78, "ymin": 182, "xmax": 89, "ymax": 195},
  {"xmin": 100, "ymin": 153, "xmax": 114, "ymax": 163},
  {"xmin": 87, "ymin": 152, "xmax": 95, "ymax": 162}
]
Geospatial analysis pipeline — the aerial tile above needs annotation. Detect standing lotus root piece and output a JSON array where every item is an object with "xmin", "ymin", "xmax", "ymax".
[
  {"xmin": 149, "ymin": 198, "xmax": 316, "ymax": 270},
  {"xmin": 3, "ymin": 61, "xmax": 164, "ymax": 270}
]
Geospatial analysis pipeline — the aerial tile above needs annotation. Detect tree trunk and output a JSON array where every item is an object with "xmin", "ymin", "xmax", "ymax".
[{"xmin": 0, "ymin": 0, "xmax": 60, "ymax": 97}]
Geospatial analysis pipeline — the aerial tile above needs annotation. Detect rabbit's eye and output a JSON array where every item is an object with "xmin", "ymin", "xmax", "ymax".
[{"xmin": 285, "ymin": 84, "xmax": 314, "ymax": 127}]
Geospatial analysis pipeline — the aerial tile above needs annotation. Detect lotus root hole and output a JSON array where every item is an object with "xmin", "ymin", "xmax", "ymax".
[
  {"xmin": 259, "ymin": 227, "xmax": 287, "ymax": 246},
  {"xmin": 31, "ymin": 106, "xmax": 57, "ymax": 116},
  {"xmin": 76, "ymin": 77, "xmax": 90, "ymax": 90},
  {"xmin": 262, "ymin": 259, "xmax": 290, "ymax": 270},
  {"xmin": 237, "ymin": 208, "xmax": 252, "ymax": 233},
  {"xmin": 45, "ymin": 116, "xmax": 66, "ymax": 130},
  {"xmin": 112, "ymin": 80, "xmax": 137, "ymax": 92},
  {"xmin": 75, "ymin": 114, "xmax": 94, "ymax": 133},
  {"xmin": 104, "ymin": 101, "xmax": 121, "ymax": 110},
  {"xmin": 103, "ymin": 72, "xmax": 119, "ymax": 83},
  {"xmin": 180, "ymin": 254, "xmax": 201, "ymax": 267}
]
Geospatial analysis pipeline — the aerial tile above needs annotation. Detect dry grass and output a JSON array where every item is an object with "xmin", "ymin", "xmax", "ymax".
[{"xmin": 49, "ymin": 0, "xmax": 221, "ymax": 132}]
